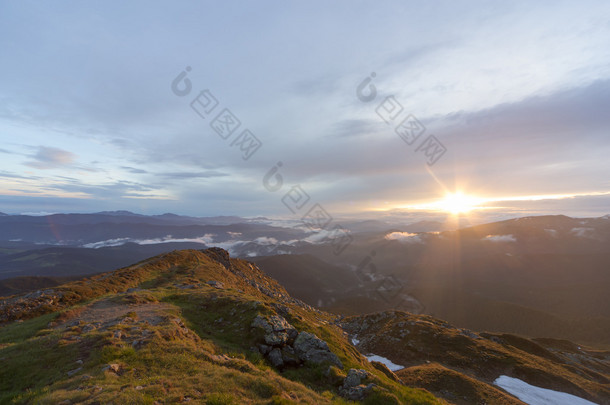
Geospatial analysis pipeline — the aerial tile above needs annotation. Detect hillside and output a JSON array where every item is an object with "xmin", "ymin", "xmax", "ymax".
[
  {"xmin": 0, "ymin": 249, "xmax": 440, "ymax": 404},
  {"xmin": 342, "ymin": 311, "xmax": 610, "ymax": 404},
  {"xmin": 0, "ymin": 248, "xmax": 608, "ymax": 404}
]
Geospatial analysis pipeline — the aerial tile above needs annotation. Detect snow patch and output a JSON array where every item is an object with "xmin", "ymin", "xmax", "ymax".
[
  {"xmin": 366, "ymin": 354, "xmax": 404, "ymax": 371},
  {"xmin": 494, "ymin": 375, "xmax": 598, "ymax": 405},
  {"xmin": 483, "ymin": 234, "xmax": 516, "ymax": 243},
  {"xmin": 351, "ymin": 337, "xmax": 360, "ymax": 345}
]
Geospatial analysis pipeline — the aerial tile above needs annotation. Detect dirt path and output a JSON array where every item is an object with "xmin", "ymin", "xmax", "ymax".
[{"xmin": 57, "ymin": 294, "xmax": 175, "ymax": 329}]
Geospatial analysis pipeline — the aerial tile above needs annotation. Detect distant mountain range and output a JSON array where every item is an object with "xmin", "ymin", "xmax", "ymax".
[{"xmin": 1, "ymin": 212, "xmax": 609, "ymax": 348}]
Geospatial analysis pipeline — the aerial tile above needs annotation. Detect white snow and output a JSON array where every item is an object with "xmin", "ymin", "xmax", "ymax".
[
  {"xmin": 494, "ymin": 375, "xmax": 598, "ymax": 405},
  {"xmin": 365, "ymin": 354, "xmax": 404, "ymax": 371},
  {"xmin": 351, "ymin": 337, "xmax": 360, "ymax": 345}
]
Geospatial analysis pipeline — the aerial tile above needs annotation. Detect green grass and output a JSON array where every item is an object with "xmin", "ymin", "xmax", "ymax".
[
  {"xmin": 0, "ymin": 330, "xmax": 82, "ymax": 403},
  {"xmin": 0, "ymin": 250, "xmax": 448, "ymax": 404},
  {"xmin": 0, "ymin": 312, "xmax": 57, "ymax": 345}
]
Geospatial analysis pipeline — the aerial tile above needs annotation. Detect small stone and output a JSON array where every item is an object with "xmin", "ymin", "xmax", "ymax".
[
  {"xmin": 103, "ymin": 363, "xmax": 121, "ymax": 373},
  {"xmin": 207, "ymin": 280, "xmax": 225, "ymax": 289},
  {"xmin": 66, "ymin": 367, "xmax": 82, "ymax": 377}
]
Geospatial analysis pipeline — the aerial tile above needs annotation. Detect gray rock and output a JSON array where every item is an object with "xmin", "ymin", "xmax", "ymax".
[
  {"xmin": 293, "ymin": 331, "xmax": 343, "ymax": 369},
  {"xmin": 459, "ymin": 329, "xmax": 481, "ymax": 339},
  {"xmin": 343, "ymin": 369, "xmax": 370, "ymax": 388},
  {"xmin": 268, "ymin": 348, "xmax": 284, "ymax": 368},
  {"xmin": 251, "ymin": 314, "xmax": 297, "ymax": 347},
  {"xmin": 264, "ymin": 331, "xmax": 289, "ymax": 346},
  {"xmin": 280, "ymin": 346, "xmax": 301, "ymax": 367},
  {"xmin": 287, "ymin": 328, "xmax": 299, "ymax": 344},
  {"xmin": 81, "ymin": 323, "xmax": 97, "ymax": 333},
  {"xmin": 251, "ymin": 314, "xmax": 293, "ymax": 333},
  {"xmin": 257, "ymin": 344, "xmax": 271, "ymax": 355},
  {"xmin": 66, "ymin": 367, "xmax": 82, "ymax": 377},
  {"xmin": 207, "ymin": 280, "xmax": 225, "ymax": 289},
  {"xmin": 340, "ymin": 383, "xmax": 376, "ymax": 401}
]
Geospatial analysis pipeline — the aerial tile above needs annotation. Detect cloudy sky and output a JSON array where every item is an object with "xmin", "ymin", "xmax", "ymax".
[{"xmin": 1, "ymin": 0, "xmax": 609, "ymax": 219}]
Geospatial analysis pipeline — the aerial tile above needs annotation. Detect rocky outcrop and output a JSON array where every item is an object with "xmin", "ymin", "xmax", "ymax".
[
  {"xmin": 339, "ymin": 368, "xmax": 376, "ymax": 401},
  {"xmin": 251, "ymin": 314, "xmax": 298, "ymax": 346},
  {"xmin": 293, "ymin": 331, "xmax": 343, "ymax": 369},
  {"xmin": 251, "ymin": 314, "xmax": 343, "ymax": 369}
]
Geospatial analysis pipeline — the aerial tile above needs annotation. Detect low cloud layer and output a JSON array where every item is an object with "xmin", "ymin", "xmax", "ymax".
[
  {"xmin": 483, "ymin": 234, "xmax": 517, "ymax": 243},
  {"xmin": 384, "ymin": 232, "xmax": 424, "ymax": 244}
]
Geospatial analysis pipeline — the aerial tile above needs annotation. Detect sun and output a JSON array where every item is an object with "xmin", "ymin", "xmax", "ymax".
[{"xmin": 437, "ymin": 192, "xmax": 481, "ymax": 214}]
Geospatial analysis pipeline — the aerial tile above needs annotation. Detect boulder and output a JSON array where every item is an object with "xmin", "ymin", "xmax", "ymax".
[
  {"xmin": 293, "ymin": 331, "xmax": 343, "ymax": 369},
  {"xmin": 268, "ymin": 348, "xmax": 284, "ymax": 368},
  {"xmin": 343, "ymin": 368, "xmax": 370, "ymax": 388},
  {"xmin": 257, "ymin": 344, "xmax": 271, "ymax": 355},
  {"xmin": 251, "ymin": 314, "xmax": 297, "ymax": 347},
  {"xmin": 340, "ymin": 383, "xmax": 376, "ymax": 401},
  {"xmin": 280, "ymin": 346, "xmax": 301, "ymax": 367}
]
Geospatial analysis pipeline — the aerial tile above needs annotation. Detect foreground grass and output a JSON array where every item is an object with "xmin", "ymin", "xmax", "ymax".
[{"xmin": 0, "ymin": 250, "xmax": 444, "ymax": 404}]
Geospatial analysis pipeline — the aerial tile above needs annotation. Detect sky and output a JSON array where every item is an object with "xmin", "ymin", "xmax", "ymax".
[{"xmin": 1, "ymin": 0, "xmax": 609, "ymax": 219}]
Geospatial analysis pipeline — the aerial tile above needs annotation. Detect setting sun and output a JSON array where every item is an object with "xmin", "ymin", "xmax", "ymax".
[{"xmin": 437, "ymin": 192, "xmax": 482, "ymax": 214}]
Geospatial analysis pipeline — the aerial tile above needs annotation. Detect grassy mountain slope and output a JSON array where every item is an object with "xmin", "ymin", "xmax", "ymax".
[
  {"xmin": 342, "ymin": 311, "xmax": 610, "ymax": 404},
  {"xmin": 0, "ymin": 249, "xmax": 440, "ymax": 404}
]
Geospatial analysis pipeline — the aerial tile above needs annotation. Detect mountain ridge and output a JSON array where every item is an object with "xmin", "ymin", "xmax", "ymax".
[{"xmin": 0, "ymin": 248, "xmax": 608, "ymax": 404}]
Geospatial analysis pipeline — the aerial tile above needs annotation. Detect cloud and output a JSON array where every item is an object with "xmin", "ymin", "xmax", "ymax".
[
  {"xmin": 483, "ymin": 234, "xmax": 517, "ymax": 243},
  {"xmin": 384, "ymin": 232, "xmax": 424, "ymax": 243},
  {"xmin": 83, "ymin": 234, "xmax": 215, "ymax": 249},
  {"xmin": 121, "ymin": 166, "xmax": 148, "ymax": 174},
  {"xmin": 570, "ymin": 227, "xmax": 596, "ymax": 239},
  {"xmin": 83, "ymin": 238, "xmax": 131, "ymax": 248},
  {"xmin": 1, "ymin": 2, "xmax": 610, "ymax": 217},
  {"xmin": 159, "ymin": 171, "xmax": 228, "ymax": 179},
  {"xmin": 252, "ymin": 236, "xmax": 278, "ymax": 245},
  {"xmin": 327, "ymin": 119, "xmax": 383, "ymax": 139},
  {"xmin": 24, "ymin": 146, "xmax": 76, "ymax": 169},
  {"xmin": 544, "ymin": 229, "xmax": 558, "ymax": 238}
]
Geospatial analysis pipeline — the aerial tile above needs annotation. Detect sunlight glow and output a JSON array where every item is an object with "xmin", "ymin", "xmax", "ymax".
[
  {"xmin": 370, "ymin": 190, "xmax": 610, "ymax": 214},
  {"xmin": 436, "ymin": 192, "xmax": 482, "ymax": 214}
]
